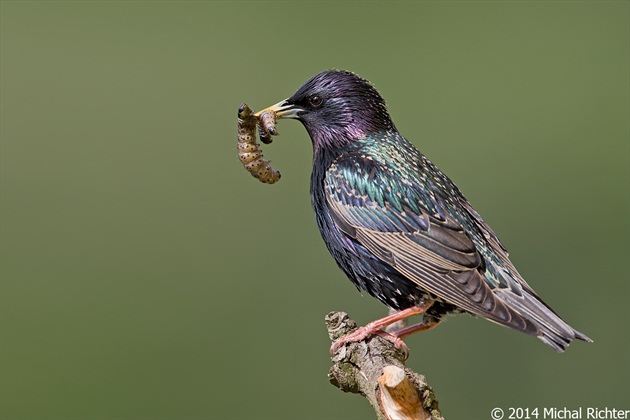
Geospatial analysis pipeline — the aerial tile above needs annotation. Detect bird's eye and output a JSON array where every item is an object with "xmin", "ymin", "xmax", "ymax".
[{"xmin": 308, "ymin": 95, "xmax": 324, "ymax": 107}]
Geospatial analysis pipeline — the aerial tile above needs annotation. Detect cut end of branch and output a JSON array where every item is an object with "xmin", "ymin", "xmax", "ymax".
[{"xmin": 378, "ymin": 365, "xmax": 427, "ymax": 420}]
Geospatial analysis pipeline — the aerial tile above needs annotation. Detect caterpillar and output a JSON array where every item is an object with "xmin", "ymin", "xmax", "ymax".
[{"xmin": 237, "ymin": 103, "xmax": 281, "ymax": 184}]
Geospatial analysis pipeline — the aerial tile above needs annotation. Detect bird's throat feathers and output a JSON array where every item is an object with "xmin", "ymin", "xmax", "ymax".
[{"xmin": 306, "ymin": 122, "xmax": 368, "ymax": 156}]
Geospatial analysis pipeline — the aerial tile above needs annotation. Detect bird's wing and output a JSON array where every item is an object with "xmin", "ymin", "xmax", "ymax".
[{"xmin": 324, "ymin": 151, "xmax": 539, "ymax": 335}]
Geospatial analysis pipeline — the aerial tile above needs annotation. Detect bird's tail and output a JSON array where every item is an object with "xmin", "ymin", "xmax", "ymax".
[{"xmin": 496, "ymin": 289, "xmax": 592, "ymax": 352}]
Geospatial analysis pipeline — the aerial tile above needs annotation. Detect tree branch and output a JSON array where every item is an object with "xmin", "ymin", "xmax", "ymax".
[{"xmin": 326, "ymin": 311, "xmax": 444, "ymax": 420}]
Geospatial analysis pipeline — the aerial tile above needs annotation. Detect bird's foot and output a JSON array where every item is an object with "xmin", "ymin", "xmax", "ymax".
[
  {"xmin": 329, "ymin": 304, "xmax": 431, "ymax": 358},
  {"xmin": 374, "ymin": 330, "xmax": 410, "ymax": 359},
  {"xmin": 330, "ymin": 326, "xmax": 411, "ymax": 359}
]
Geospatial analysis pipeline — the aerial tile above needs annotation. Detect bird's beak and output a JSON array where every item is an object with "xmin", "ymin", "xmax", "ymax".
[{"xmin": 254, "ymin": 99, "xmax": 302, "ymax": 120}]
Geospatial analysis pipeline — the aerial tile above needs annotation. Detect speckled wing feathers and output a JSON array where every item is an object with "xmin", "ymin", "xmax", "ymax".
[{"xmin": 330, "ymin": 188, "xmax": 537, "ymax": 336}]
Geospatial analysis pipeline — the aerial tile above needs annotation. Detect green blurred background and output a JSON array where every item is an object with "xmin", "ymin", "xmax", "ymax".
[{"xmin": 1, "ymin": 1, "xmax": 628, "ymax": 419}]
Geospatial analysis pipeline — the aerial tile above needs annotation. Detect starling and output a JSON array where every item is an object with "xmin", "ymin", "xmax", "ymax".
[{"xmin": 255, "ymin": 70, "xmax": 591, "ymax": 353}]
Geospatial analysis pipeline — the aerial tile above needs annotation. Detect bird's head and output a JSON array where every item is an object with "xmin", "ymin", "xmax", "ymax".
[{"xmin": 256, "ymin": 70, "xmax": 395, "ymax": 152}]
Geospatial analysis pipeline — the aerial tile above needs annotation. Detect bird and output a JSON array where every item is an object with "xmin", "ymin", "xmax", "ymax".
[{"xmin": 254, "ymin": 69, "xmax": 591, "ymax": 353}]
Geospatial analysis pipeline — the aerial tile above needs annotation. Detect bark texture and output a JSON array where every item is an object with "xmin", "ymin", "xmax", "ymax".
[{"xmin": 326, "ymin": 311, "xmax": 444, "ymax": 420}]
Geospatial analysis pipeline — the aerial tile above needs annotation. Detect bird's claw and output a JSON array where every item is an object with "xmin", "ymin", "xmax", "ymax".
[
  {"xmin": 375, "ymin": 330, "xmax": 410, "ymax": 360},
  {"xmin": 329, "ymin": 327, "xmax": 410, "ymax": 360}
]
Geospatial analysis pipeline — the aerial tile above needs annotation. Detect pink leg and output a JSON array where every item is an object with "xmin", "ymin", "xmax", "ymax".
[
  {"xmin": 391, "ymin": 318, "xmax": 441, "ymax": 339},
  {"xmin": 385, "ymin": 307, "xmax": 408, "ymax": 334},
  {"xmin": 330, "ymin": 304, "xmax": 432, "ymax": 356}
]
